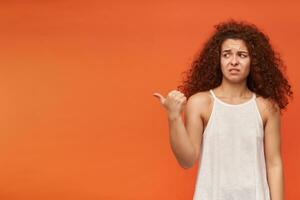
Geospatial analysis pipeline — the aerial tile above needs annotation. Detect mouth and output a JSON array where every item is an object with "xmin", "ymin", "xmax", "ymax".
[{"xmin": 229, "ymin": 68, "xmax": 240, "ymax": 72}]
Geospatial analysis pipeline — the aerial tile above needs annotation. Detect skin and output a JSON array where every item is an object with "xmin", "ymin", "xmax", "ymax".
[
  {"xmin": 153, "ymin": 38, "xmax": 284, "ymax": 199},
  {"xmin": 185, "ymin": 39, "xmax": 284, "ymax": 200}
]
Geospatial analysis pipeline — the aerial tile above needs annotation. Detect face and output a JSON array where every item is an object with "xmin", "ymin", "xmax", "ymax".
[{"xmin": 220, "ymin": 38, "xmax": 251, "ymax": 83}]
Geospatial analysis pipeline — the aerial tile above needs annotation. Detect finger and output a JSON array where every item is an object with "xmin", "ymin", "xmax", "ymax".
[
  {"xmin": 168, "ymin": 89, "xmax": 181, "ymax": 96},
  {"xmin": 171, "ymin": 92, "xmax": 185, "ymax": 99},
  {"xmin": 168, "ymin": 91, "xmax": 180, "ymax": 98},
  {"xmin": 173, "ymin": 90, "xmax": 185, "ymax": 97},
  {"xmin": 152, "ymin": 93, "xmax": 166, "ymax": 104},
  {"xmin": 177, "ymin": 96, "xmax": 187, "ymax": 103},
  {"xmin": 178, "ymin": 93, "xmax": 184, "ymax": 97}
]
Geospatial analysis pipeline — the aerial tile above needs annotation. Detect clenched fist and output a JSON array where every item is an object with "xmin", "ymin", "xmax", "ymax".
[{"xmin": 153, "ymin": 90, "xmax": 187, "ymax": 119}]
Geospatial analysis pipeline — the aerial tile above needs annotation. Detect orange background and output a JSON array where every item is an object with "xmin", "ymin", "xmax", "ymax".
[{"xmin": 0, "ymin": 0, "xmax": 299, "ymax": 199}]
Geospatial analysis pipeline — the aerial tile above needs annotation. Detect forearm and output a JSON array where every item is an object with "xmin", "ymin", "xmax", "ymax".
[
  {"xmin": 267, "ymin": 159, "xmax": 285, "ymax": 200},
  {"xmin": 168, "ymin": 115, "xmax": 195, "ymax": 169}
]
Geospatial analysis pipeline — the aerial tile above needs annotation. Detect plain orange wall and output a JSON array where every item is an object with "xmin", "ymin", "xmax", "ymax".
[{"xmin": 0, "ymin": 0, "xmax": 299, "ymax": 199}]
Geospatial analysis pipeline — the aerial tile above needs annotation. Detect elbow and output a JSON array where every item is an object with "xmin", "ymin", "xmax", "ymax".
[
  {"xmin": 181, "ymin": 163, "xmax": 193, "ymax": 169},
  {"xmin": 179, "ymin": 149, "xmax": 197, "ymax": 169},
  {"xmin": 180, "ymin": 155, "xmax": 197, "ymax": 169}
]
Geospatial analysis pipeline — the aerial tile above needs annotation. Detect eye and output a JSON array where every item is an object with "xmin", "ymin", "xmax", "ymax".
[
  {"xmin": 239, "ymin": 53, "xmax": 248, "ymax": 58},
  {"xmin": 223, "ymin": 53, "xmax": 230, "ymax": 58}
]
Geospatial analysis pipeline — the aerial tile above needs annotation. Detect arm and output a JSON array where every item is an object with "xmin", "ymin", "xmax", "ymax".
[
  {"xmin": 264, "ymin": 103, "xmax": 285, "ymax": 200},
  {"xmin": 168, "ymin": 94, "xmax": 204, "ymax": 169}
]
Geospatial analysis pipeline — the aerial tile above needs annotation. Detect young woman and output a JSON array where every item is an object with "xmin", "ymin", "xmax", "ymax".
[{"xmin": 153, "ymin": 19, "xmax": 293, "ymax": 200}]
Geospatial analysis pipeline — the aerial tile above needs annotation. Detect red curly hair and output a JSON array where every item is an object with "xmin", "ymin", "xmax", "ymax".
[{"xmin": 177, "ymin": 19, "xmax": 293, "ymax": 113}]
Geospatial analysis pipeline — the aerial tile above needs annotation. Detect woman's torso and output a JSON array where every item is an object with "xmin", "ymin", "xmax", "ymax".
[
  {"xmin": 192, "ymin": 88, "xmax": 271, "ymax": 200},
  {"xmin": 201, "ymin": 90, "xmax": 267, "ymax": 131}
]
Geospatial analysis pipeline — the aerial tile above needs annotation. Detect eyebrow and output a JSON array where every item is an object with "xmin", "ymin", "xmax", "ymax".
[{"xmin": 222, "ymin": 49, "xmax": 248, "ymax": 53}]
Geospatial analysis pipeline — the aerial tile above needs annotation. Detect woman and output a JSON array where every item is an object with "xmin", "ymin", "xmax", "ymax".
[{"xmin": 153, "ymin": 19, "xmax": 293, "ymax": 200}]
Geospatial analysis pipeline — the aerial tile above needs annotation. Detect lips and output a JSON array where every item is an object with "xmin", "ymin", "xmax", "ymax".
[{"xmin": 229, "ymin": 68, "xmax": 240, "ymax": 72}]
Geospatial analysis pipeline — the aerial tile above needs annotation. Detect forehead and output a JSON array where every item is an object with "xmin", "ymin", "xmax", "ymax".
[{"xmin": 221, "ymin": 38, "xmax": 248, "ymax": 51}]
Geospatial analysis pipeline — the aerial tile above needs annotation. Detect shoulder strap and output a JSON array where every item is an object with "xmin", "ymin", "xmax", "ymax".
[
  {"xmin": 209, "ymin": 89, "xmax": 217, "ymax": 100},
  {"xmin": 252, "ymin": 92, "xmax": 256, "ymax": 100}
]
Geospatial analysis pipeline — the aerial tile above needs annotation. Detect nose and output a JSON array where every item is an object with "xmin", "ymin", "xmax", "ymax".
[{"xmin": 230, "ymin": 55, "xmax": 239, "ymax": 66}]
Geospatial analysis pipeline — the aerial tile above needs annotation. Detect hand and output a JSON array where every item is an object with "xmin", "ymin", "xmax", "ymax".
[{"xmin": 152, "ymin": 90, "xmax": 187, "ymax": 118}]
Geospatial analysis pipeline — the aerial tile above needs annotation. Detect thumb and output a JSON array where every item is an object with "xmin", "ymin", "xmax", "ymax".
[{"xmin": 152, "ymin": 92, "xmax": 166, "ymax": 104}]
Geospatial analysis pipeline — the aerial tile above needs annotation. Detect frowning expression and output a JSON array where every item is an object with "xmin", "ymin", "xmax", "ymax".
[{"xmin": 220, "ymin": 38, "xmax": 251, "ymax": 82}]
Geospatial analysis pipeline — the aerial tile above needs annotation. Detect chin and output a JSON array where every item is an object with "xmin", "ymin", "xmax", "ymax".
[{"xmin": 224, "ymin": 75, "xmax": 246, "ymax": 83}]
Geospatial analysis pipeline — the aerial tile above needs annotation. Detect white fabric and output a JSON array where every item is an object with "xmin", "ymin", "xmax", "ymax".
[{"xmin": 193, "ymin": 89, "xmax": 271, "ymax": 200}]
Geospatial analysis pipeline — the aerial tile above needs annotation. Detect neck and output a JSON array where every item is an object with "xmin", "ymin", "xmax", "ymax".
[{"xmin": 217, "ymin": 79, "xmax": 251, "ymax": 98}]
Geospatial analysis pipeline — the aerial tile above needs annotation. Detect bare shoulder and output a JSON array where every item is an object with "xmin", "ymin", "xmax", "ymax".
[
  {"xmin": 185, "ymin": 90, "xmax": 212, "ymax": 119},
  {"xmin": 186, "ymin": 90, "xmax": 212, "ymax": 110},
  {"xmin": 255, "ymin": 94, "xmax": 280, "ymax": 126}
]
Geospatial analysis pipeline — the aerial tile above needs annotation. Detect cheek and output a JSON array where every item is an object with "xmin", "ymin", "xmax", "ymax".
[
  {"xmin": 220, "ymin": 58, "xmax": 228, "ymax": 68},
  {"xmin": 242, "ymin": 59, "xmax": 251, "ymax": 70},
  {"xmin": 220, "ymin": 62, "xmax": 226, "ymax": 72},
  {"xmin": 241, "ymin": 62, "xmax": 251, "ymax": 76}
]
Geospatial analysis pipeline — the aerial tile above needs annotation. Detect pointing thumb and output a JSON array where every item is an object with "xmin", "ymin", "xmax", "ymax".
[{"xmin": 152, "ymin": 92, "xmax": 166, "ymax": 104}]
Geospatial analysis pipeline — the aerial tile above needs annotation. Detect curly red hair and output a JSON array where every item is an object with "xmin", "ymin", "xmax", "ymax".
[{"xmin": 177, "ymin": 19, "xmax": 293, "ymax": 112}]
